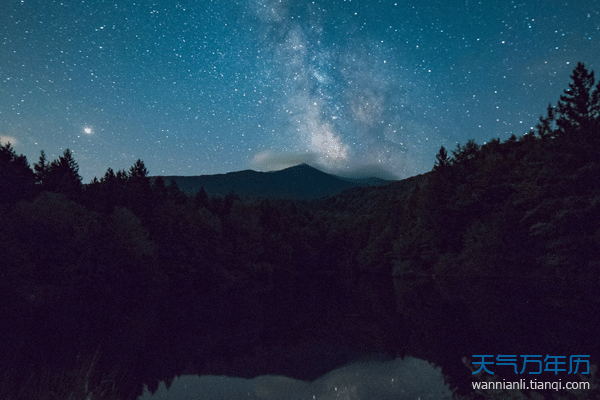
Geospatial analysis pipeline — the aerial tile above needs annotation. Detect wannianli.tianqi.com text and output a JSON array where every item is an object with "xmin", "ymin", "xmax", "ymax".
[{"xmin": 472, "ymin": 379, "xmax": 590, "ymax": 391}]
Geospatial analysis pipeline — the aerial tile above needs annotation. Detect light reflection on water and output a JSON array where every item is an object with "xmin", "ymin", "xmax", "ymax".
[{"xmin": 138, "ymin": 356, "xmax": 452, "ymax": 400}]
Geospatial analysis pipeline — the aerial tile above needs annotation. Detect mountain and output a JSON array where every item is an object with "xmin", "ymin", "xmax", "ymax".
[{"xmin": 157, "ymin": 163, "xmax": 393, "ymax": 200}]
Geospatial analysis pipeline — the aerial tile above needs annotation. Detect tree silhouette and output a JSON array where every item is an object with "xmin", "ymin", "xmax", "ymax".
[
  {"xmin": 101, "ymin": 167, "xmax": 116, "ymax": 184},
  {"xmin": 125, "ymin": 159, "xmax": 152, "ymax": 216},
  {"xmin": 44, "ymin": 149, "xmax": 83, "ymax": 196},
  {"xmin": 557, "ymin": 62, "xmax": 596, "ymax": 133},
  {"xmin": 433, "ymin": 146, "xmax": 450, "ymax": 171},
  {"xmin": 116, "ymin": 168, "xmax": 128, "ymax": 181},
  {"xmin": 535, "ymin": 104, "xmax": 556, "ymax": 140},
  {"xmin": 128, "ymin": 159, "xmax": 149, "ymax": 180},
  {"xmin": 592, "ymin": 78, "xmax": 600, "ymax": 121},
  {"xmin": 553, "ymin": 62, "xmax": 600, "ymax": 163},
  {"xmin": 451, "ymin": 139, "xmax": 480, "ymax": 169},
  {"xmin": 194, "ymin": 186, "xmax": 209, "ymax": 208},
  {"xmin": 33, "ymin": 150, "xmax": 49, "ymax": 185},
  {"xmin": 5, "ymin": 191, "xmax": 100, "ymax": 283},
  {"xmin": 0, "ymin": 142, "xmax": 36, "ymax": 204}
]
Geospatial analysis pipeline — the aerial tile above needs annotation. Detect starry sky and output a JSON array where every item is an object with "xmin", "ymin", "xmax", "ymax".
[{"xmin": 2, "ymin": 0, "xmax": 599, "ymax": 182}]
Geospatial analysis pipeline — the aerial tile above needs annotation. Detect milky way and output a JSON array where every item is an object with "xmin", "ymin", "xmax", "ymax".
[{"xmin": 1, "ymin": 0, "xmax": 599, "ymax": 181}]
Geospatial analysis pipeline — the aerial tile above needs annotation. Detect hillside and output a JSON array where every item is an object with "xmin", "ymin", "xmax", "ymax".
[{"xmin": 158, "ymin": 163, "xmax": 391, "ymax": 200}]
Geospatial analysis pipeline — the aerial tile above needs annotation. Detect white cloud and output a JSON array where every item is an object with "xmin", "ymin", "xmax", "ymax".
[
  {"xmin": 252, "ymin": 150, "xmax": 318, "ymax": 171},
  {"xmin": 0, "ymin": 135, "xmax": 18, "ymax": 146}
]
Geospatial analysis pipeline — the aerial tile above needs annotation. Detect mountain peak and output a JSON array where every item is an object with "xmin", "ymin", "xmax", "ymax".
[
  {"xmin": 159, "ymin": 164, "xmax": 392, "ymax": 200},
  {"xmin": 282, "ymin": 163, "xmax": 317, "ymax": 171}
]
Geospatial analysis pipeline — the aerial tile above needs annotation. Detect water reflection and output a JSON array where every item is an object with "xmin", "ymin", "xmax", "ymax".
[{"xmin": 138, "ymin": 356, "xmax": 452, "ymax": 400}]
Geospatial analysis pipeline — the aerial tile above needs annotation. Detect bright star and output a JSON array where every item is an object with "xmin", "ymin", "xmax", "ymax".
[{"xmin": 84, "ymin": 127, "xmax": 93, "ymax": 134}]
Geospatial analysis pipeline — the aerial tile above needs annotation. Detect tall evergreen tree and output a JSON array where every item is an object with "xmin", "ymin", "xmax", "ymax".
[
  {"xmin": 452, "ymin": 139, "xmax": 480, "ymax": 165},
  {"xmin": 101, "ymin": 167, "xmax": 117, "ymax": 184},
  {"xmin": 433, "ymin": 146, "xmax": 450, "ymax": 171},
  {"xmin": 194, "ymin": 187, "xmax": 209, "ymax": 208},
  {"xmin": 116, "ymin": 169, "xmax": 128, "ymax": 181},
  {"xmin": 535, "ymin": 104, "xmax": 556, "ymax": 140},
  {"xmin": 45, "ymin": 149, "xmax": 82, "ymax": 196},
  {"xmin": 556, "ymin": 62, "xmax": 596, "ymax": 134},
  {"xmin": 126, "ymin": 159, "xmax": 151, "ymax": 216},
  {"xmin": 128, "ymin": 159, "xmax": 149, "ymax": 180},
  {"xmin": 33, "ymin": 150, "xmax": 49, "ymax": 185},
  {"xmin": 592, "ymin": 79, "xmax": 600, "ymax": 122},
  {"xmin": 89, "ymin": 167, "xmax": 125, "ymax": 211},
  {"xmin": 0, "ymin": 142, "xmax": 36, "ymax": 203}
]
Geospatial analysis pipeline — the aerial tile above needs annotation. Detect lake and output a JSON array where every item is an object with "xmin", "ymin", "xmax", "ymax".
[
  {"xmin": 134, "ymin": 274, "xmax": 598, "ymax": 399},
  {"xmin": 137, "ymin": 356, "xmax": 452, "ymax": 400},
  {"xmin": 2, "ymin": 273, "xmax": 597, "ymax": 399}
]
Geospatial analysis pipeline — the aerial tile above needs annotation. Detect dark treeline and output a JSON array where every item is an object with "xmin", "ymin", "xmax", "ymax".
[{"xmin": 1, "ymin": 62, "xmax": 600, "ymax": 399}]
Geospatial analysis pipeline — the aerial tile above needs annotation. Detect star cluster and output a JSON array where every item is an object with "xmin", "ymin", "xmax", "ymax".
[{"xmin": 1, "ymin": 0, "xmax": 599, "ymax": 181}]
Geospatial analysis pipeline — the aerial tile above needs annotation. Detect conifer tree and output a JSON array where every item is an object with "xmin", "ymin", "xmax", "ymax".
[
  {"xmin": 45, "ymin": 149, "xmax": 82, "ymax": 196},
  {"xmin": 92, "ymin": 167, "xmax": 123, "ymax": 211},
  {"xmin": 556, "ymin": 62, "xmax": 595, "ymax": 134},
  {"xmin": 152, "ymin": 175, "xmax": 167, "ymax": 191},
  {"xmin": 0, "ymin": 142, "xmax": 36, "ymax": 203},
  {"xmin": 33, "ymin": 150, "xmax": 49, "ymax": 185},
  {"xmin": 101, "ymin": 167, "xmax": 116, "ymax": 183},
  {"xmin": 126, "ymin": 159, "xmax": 151, "ymax": 216},
  {"xmin": 194, "ymin": 187, "xmax": 209, "ymax": 208},
  {"xmin": 535, "ymin": 104, "xmax": 556, "ymax": 140},
  {"xmin": 116, "ymin": 169, "xmax": 128, "ymax": 181},
  {"xmin": 166, "ymin": 179, "xmax": 183, "ymax": 199},
  {"xmin": 592, "ymin": 79, "xmax": 600, "ymax": 121},
  {"xmin": 452, "ymin": 139, "xmax": 480, "ymax": 165},
  {"xmin": 128, "ymin": 159, "xmax": 149, "ymax": 180},
  {"xmin": 433, "ymin": 146, "xmax": 450, "ymax": 171}
]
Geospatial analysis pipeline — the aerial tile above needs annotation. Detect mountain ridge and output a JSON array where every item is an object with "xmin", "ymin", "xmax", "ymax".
[{"xmin": 156, "ymin": 163, "xmax": 393, "ymax": 200}]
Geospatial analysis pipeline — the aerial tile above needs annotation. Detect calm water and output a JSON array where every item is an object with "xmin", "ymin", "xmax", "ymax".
[
  {"xmin": 3, "ymin": 273, "xmax": 597, "ymax": 399},
  {"xmin": 137, "ymin": 356, "xmax": 452, "ymax": 400},
  {"xmin": 135, "ymin": 274, "xmax": 599, "ymax": 399}
]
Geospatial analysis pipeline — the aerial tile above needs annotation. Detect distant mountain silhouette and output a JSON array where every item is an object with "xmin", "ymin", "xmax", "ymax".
[{"xmin": 157, "ymin": 163, "xmax": 393, "ymax": 200}]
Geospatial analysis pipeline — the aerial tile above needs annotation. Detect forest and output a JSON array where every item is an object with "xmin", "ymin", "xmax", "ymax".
[{"xmin": 1, "ymin": 62, "xmax": 600, "ymax": 399}]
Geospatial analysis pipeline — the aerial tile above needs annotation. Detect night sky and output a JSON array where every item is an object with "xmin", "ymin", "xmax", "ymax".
[{"xmin": 2, "ymin": 0, "xmax": 599, "ymax": 182}]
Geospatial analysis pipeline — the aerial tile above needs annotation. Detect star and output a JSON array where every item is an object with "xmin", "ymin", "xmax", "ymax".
[{"xmin": 1, "ymin": 0, "xmax": 598, "ymax": 182}]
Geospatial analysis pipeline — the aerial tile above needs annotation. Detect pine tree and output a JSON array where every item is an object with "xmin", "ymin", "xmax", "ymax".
[
  {"xmin": 452, "ymin": 139, "xmax": 480, "ymax": 165},
  {"xmin": 126, "ymin": 159, "xmax": 151, "ymax": 216},
  {"xmin": 592, "ymin": 79, "xmax": 600, "ymax": 121},
  {"xmin": 45, "ymin": 149, "xmax": 82, "ymax": 196},
  {"xmin": 116, "ymin": 169, "xmax": 128, "ymax": 181},
  {"xmin": 34, "ymin": 150, "xmax": 49, "ymax": 185},
  {"xmin": 535, "ymin": 104, "xmax": 556, "ymax": 140},
  {"xmin": 101, "ymin": 167, "xmax": 117, "ymax": 184},
  {"xmin": 92, "ymin": 167, "xmax": 124, "ymax": 211},
  {"xmin": 433, "ymin": 146, "xmax": 450, "ymax": 171},
  {"xmin": 556, "ymin": 62, "xmax": 595, "ymax": 134},
  {"xmin": 0, "ymin": 142, "xmax": 36, "ymax": 203},
  {"xmin": 194, "ymin": 187, "xmax": 209, "ymax": 208},
  {"xmin": 554, "ymin": 62, "xmax": 600, "ymax": 163},
  {"xmin": 152, "ymin": 175, "xmax": 167, "ymax": 191},
  {"xmin": 128, "ymin": 159, "xmax": 149, "ymax": 180}
]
